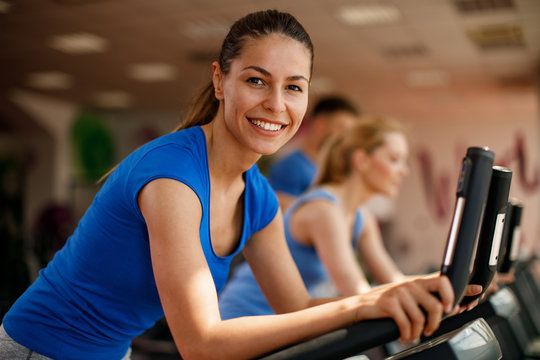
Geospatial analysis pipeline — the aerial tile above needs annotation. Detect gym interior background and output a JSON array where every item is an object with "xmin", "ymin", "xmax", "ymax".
[{"xmin": 0, "ymin": 0, "xmax": 539, "ymax": 331}]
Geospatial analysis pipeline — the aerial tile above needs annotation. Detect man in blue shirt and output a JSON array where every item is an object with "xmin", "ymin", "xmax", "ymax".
[{"xmin": 268, "ymin": 96, "xmax": 361, "ymax": 209}]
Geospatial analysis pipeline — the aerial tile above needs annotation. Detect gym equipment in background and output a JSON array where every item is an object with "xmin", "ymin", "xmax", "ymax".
[
  {"xmin": 440, "ymin": 146, "xmax": 495, "ymax": 306},
  {"xmin": 507, "ymin": 260, "xmax": 540, "ymax": 358},
  {"xmin": 461, "ymin": 166, "xmax": 512, "ymax": 305},
  {"xmin": 498, "ymin": 201, "xmax": 524, "ymax": 274}
]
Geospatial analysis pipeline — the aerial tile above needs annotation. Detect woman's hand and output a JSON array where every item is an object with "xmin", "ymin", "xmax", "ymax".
[
  {"xmin": 354, "ymin": 274, "xmax": 454, "ymax": 343},
  {"xmin": 454, "ymin": 284, "xmax": 484, "ymax": 313}
]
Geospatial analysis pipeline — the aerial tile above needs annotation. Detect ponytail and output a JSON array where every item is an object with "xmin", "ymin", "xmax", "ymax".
[
  {"xmin": 173, "ymin": 82, "xmax": 219, "ymax": 132},
  {"xmin": 315, "ymin": 135, "xmax": 351, "ymax": 185}
]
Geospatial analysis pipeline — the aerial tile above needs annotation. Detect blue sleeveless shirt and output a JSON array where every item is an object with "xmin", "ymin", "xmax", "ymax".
[{"xmin": 219, "ymin": 188, "xmax": 363, "ymax": 319}]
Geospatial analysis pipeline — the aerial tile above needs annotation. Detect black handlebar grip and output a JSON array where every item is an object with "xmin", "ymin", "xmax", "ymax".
[
  {"xmin": 257, "ymin": 318, "xmax": 399, "ymax": 360},
  {"xmin": 461, "ymin": 166, "xmax": 512, "ymax": 305},
  {"xmin": 498, "ymin": 201, "xmax": 524, "ymax": 273},
  {"xmin": 440, "ymin": 146, "xmax": 494, "ymax": 306}
]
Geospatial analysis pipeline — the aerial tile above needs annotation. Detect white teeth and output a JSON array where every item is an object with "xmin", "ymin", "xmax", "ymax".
[{"xmin": 250, "ymin": 119, "xmax": 282, "ymax": 131}]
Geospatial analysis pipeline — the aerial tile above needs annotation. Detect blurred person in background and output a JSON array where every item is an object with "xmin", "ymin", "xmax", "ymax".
[{"xmin": 268, "ymin": 95, "xmax": 361, "ymax": 210}]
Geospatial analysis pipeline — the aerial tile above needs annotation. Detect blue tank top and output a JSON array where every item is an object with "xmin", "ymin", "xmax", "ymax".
[
  {"xmin": 3, "ymin": 126, "xmax": 278, "ymax": 359},
  {"xmin": 219, "ymin": 188, "xmax": 362, "ymax": 319}
]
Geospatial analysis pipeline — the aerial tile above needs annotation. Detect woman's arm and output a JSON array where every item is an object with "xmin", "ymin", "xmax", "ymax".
[
  {"xmin": 242, "ymin": 209, "xmax": 322, "ymax": 313},
  {"xmin": 356, "ymin": 208, "xmax": 407, "ymax": 284},
  {"xmin": 140, "ymin": 178, "xmax": 455, "ymax": 360},
  {"xmin": 288, "ymin": 200, "xmax": 372, "ymax": 295}
]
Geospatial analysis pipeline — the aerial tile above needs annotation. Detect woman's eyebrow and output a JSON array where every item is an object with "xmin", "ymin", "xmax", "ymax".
[
  {"xmin": 243, "ymin": 65, "xmax": 309, "ymax": 83},
  {"xmin": 288, "ymin": 74, "xmax": 309, "ymax": 83}
]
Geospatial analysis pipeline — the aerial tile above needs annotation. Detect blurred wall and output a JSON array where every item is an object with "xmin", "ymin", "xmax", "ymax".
[{"xmin": 387, "ymin": 91, "xmax": 540, "ymax": 274}]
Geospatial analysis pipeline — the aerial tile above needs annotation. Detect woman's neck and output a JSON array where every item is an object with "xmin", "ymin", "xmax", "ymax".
[
  {"xmin": 201, "ymin": 117, "xmax": 260, "ymax": 188},
  {"xmin": 324, "ymin": 175, "xmax": 373, "ymax": 213}
]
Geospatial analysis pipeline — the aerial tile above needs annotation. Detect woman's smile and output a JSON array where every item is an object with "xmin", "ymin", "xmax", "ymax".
[{"xmin": 247, "ymin": 116, "xmax": 287, "ymax": 132}]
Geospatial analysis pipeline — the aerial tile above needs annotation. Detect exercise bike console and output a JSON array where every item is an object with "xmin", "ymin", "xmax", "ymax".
[{"xmin": 440, "ymin": 147, "xmax": 494, "ymax": 305}]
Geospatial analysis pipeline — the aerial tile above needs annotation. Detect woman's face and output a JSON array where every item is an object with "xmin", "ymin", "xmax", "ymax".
[
  {"xmin": 214, "ymin": 34, "xmax": 311, "ymax": 155},
  {"xmin": 363, "ymin": 132, "xmax": 409, "ymax": 198}
]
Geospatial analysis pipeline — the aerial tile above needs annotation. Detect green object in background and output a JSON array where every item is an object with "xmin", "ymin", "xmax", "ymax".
[{"xmin": 71, "ymin": 111, "xmax": 114, "ymax": 182}]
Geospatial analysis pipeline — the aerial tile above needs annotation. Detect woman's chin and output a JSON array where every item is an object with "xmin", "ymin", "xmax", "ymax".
[
  {"xmin": 382, "ymin": 187, "xmax": 399, "ymax": 199},
  {"xmin": 252, "ymin": 142, "xmax": 287, "ymax": 156}
]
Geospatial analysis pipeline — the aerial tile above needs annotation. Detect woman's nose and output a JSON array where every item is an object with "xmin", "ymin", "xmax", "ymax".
[
  {"xmin": 263, "ymin": 88, "xmax": 286, "ymax": 114},
  {"xmin": 402, "ymin": 163, "xmax": 410, "ymax": 177}
]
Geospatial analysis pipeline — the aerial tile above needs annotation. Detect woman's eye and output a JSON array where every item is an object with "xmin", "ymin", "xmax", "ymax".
[
  {"xmin": 287, "ymin": 84, "xmax": 302, "ymax": 92},
  {"xmin": 247, "ymin": 77, "xmax": 264, "ymax": 86}
]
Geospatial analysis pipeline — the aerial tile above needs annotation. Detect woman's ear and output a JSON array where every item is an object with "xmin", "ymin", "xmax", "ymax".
[
  {"xmin": 212, "ymin": 61, "xmax": 224, "ymax": 100},
  {"xmin": 351, "ymin": 148, "xmax": 370, "ymax": 172}
]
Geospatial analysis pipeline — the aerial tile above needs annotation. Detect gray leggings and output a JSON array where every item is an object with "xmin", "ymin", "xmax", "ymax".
[{"xmin": 0, "ymin": 324, "xmax": 132, "ymax": 359}]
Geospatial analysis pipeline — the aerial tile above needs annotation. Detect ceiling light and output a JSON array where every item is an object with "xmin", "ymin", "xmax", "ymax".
[
  {"xmin": 453, "ymin": 0, "xmax": 515, "ymax": 13},
  {"xmin": 182, "ymin": 18, "xmax": 231, "ymax": 41},
  {"xmin": 336, "ymin": 3, "xmax": 401, "ymax": 26},
  {"xmin": 127, "ymin": 62, "xmax": 177, "ymax": 82},
  {"xmin": 50, "ymin": 0, "xmax": 104, "ymax": 4},
  {"xmin": 49, "ymin": 32, "xmax": 109, "ymax": 54},
  {"xmin": 381, "ymin": 44, "xmax": 428, "ymax": 59},
  {"xmin": 405, "ymin": 70, "xmax": 449, "ymax": 88},
  {"xmin": 26, "ymin": 71, "xmax": 72, "ymax": 90},
  {"xmin": 93, "ymin": 91, "xmax": 133, "ymax": 109},
  {"xmin": 0, "ymin": 0, "xmax": 12, "ymax": 14},
  {"xmin": 467, "ymin": 23, "xmax": 524, "ymax": 50}
]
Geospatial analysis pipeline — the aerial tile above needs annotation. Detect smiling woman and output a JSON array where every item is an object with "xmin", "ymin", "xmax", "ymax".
[
  {"xmin": 1, "ymin": 9, "xmax": 469, "ymax": 360},
  {"xmin": 213, "ymin": 34, "xmax": 311, "ymax": 157}
]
